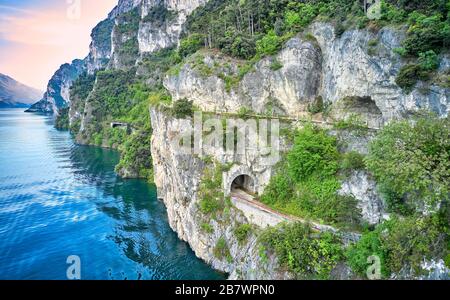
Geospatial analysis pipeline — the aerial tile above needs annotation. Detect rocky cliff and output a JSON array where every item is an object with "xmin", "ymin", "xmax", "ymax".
[
  {"xmin": 150, "ymin": 108, "xmax": 291, "ymax": 279},
  {"xmin": 164, "ymin": 23, "xmax": 449, "ymax": 125},
  {"xmin": 26, "ymin": 59, "xmax": 86, "ymax": 114},
  {"xmin": 30, "ymin": 0, "xmax": 449, "ymax": 279},
  {"xmin": 150, "ymin": 20, "xmax": 449, "ymax": 279}
]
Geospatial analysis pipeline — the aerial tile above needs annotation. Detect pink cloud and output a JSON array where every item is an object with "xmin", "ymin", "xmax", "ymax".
[{"xmin": 0, "ymin": 0, "xmax": 117, "ymax": 90}]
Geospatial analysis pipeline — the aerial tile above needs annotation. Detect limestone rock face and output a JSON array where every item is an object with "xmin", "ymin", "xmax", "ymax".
[
  {"xmin": 138, "ymin": 0, "xmax": 207, "ymax": 54},
  {"xmin": 164, "ymin": 37, "xmax": 323, "ymax": 114},
  {"xmin": 339, "ymin": 170, "xmax": 388, "ymax": 225},
  {"xmin": 26, "ymin": 59, "xmax": 86, "ymax": 114},
  {"xmin": 150, "ymin": 108, "xmax": 291, "ymax": 279},
  {"xmin": 86, "ymin": 19, "xmax": 115, "ymax": 74},
  {"xmin": 311, "ymin": 22, "xmax": 449, "ymax": 121},
  {"xmin": 165, "ymin": 22, "xmax": 449, "ymax": 122}
]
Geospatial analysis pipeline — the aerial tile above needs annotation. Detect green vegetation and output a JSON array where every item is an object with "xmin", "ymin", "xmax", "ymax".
[
  {"xmin": 256, "ymin": 30, "xmax": 282, "ymax": 56},
  {"xmin": 346, "ymin": 213, "xmax": 449, "ymax": 278},
  {"xmin": 365, "ymin": 113, "xmax": 450, "ymax": 214},
  {"xmin": 340, "ymin": 151, "xmax": 366, "ymax": 173},
  {"xmin": 237, "ymin": 106, "xmax": 253, "ymax": 119},
  {"xmin": 334, "ymin": 114, "xmax": 369, "ymax": 135},
  {"xmin": 259, "ymin": 222, "xmax": 343, "ymax": 279},
  {"xmin": 201, "ymin": 222, "xmax": 214, "ymax": 234},
  {"xmin": 214, "ymin": 237, "xmax": 233, "ymax": 263},
  {"xmin": 234, "ymin": 224, "xmax": 252, "ymax": 244},
  {"xmin": 181, "ymin": 0, "xmax": 449, "ymax": 94},
  {"xmin": 115, "ymin": 128, "xmax": 153, "ymax": 179},
  {"xmin": 115, "ymin": 8, "xmax": 140, "ymax": 66},
  {"xmin": 91, "ymin": 19, "xmax": 114, "ymax": 53},
  {"xmin": 72, "ymin": 48, "xmax": 180, "ymax": 181},
  {"xmin": 261, "ymin": 125, "xmax": 362, "ymax": 229},
  {"xmin": 55, "ymin": 107, "xmax": 70, "ymax": 130},
  {"xmin": 395, "ymin": 63, "xmax": 430, "ymax": 91},
  {"xmin": 395, "ymin": 50, "xmax": 440, "ymax": 92},
  {"xmin": 198, "ymin": 164, "xmax": 228, "ymax": 217},
  {"xmin": 142, "ymin": 3, "xmax": 177, "ymax": 26},
  {"xmin": 171, "ymin": 98, "xmax": 194, "ymax": 118},
  {"xmin": 269, "ymin": 59, "xmax": 283, "ymax": 71},
  {"xmin": 67, "ymin": 72, "xmax": 96, "ymax": 134},
  {"xmin": 179, "ymin": 34, "xmax": 204, "ymax": 58},
  {"xmin": 307, "ymin": 96, "xmax": 324, "ymax": 114},
  {"xmin": 345, "ymin": 114, "xmax": 450, "ymax": 278}
]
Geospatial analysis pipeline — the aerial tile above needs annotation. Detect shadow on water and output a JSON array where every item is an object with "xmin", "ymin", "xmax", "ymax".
[{"xmin": 67, "ymin": 144, "xmax": 227, "ymax": 280}]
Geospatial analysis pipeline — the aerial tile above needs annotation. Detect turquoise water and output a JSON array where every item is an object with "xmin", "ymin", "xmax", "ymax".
[{"xmin": 0, "ymin": 109, "xmax": 224, "ymax": 280}]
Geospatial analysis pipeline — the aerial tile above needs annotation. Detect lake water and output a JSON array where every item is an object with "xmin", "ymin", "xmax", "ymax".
[{"xmin": 0, "ymin": 109, "xmax": 224, "ymax": 280}]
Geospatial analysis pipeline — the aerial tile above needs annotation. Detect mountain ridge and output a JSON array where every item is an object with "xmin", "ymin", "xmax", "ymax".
[{"xmin": 0, "ymin": 73, "xmax": 42, "ymax": 108}]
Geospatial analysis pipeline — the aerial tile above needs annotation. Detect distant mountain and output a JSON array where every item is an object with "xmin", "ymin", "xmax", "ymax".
[{"xmin": 0, "ymin": 73, "xmax": 43, "ymax": 108}]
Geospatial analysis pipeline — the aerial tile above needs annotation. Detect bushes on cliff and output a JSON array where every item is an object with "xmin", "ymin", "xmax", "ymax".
[
  {"xmin": 171, "ymin": 98, "xmax": 194, "ymax": 118},
  {"xmin": 213, "ymin": 237, "xmax": 233, "ymax": 263},
  {"xmin": 260, "ymin": 125, "xmax": 362, "ymax": 229},
  {"xmin": 395, "ymin": 63, "xmax": 430, "ymax": 92},
  {"xmin": 402, "ymin": 13, "xmax": 449, "ymax": 56},
  {"xmin": 365, "ymin": 114, "xmax": 450, "ymax": 214},
  {"xmin": 259, "ymin": 222, "xmax": 343, "ymax": 279},
  {"xmin": 179, "ymin": 34, "xmax": 204, "ymax": 58},
  {"xmin": 255, "ymin": 30, "xmax": 282, "ymax": 57},
  {"xmin": 198, "ymin": 164, "xmax": 227, "ymax": 217},
  {"xmin": 55, "ymin": 107, "xmax": 70, "ymax": 130},
  {"xmin": 115, "ymin": 128, "xmax": 153, "ymax": 179},
  {"xmin": 234, "ymin": 224, "xmax": 252, "ymax": 244},
  {"xmin": 346, "ymin": 214, "xmax": 448, "ymax": 278}
]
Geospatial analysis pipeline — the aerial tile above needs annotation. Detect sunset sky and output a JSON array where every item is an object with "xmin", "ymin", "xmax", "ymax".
[{"xmin": 0, "ymin": 0, "xmax": 117, "ymax": 91}]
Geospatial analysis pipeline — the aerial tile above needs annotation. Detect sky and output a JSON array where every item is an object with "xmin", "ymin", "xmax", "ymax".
[{"xmin": 0, "ymin": 0, "xmax": 117, "ymax": 90}]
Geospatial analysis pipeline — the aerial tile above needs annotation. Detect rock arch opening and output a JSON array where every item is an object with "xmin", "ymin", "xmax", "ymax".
[{"xmin": 230, "ymin": 174, "xmax": 256, "ymax": 195}]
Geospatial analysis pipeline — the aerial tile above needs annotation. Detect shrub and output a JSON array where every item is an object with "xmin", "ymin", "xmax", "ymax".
[
  {"xmin": 368, "ymin": 39, "xmax": 378, "ymax": 47},
  {"xmin": 393, "ymin": 47, "xmax": 407, "ymax": 56},
  {"xmin": 286, "ymin": 125, "xmax": 339, "ymax": 181},
  {"xmin": 346, "ymin": 226, "xmax": 388, "ymax": 278},
  {"xmin": 347, "ymin": 214, "xmax": 448, "ymax": 278},
  {"xmin": 115, "ymin": 128, "xmax": 152, "ymax": 179},
  {"xmin": 234, "ymin": 224, "xmax": 252, "ymax": 244},
  {"xmin": 270, "ymin": 59, "xmax": 283, "ymax": 71},
  {"xmin": 198, "ymin": 164, "xmax": 228, "ymax": 218},
  {"xmin": 395, "ymin": 63, "xmax": 430, "ymax": 92},
  {"xmin": 340, "ymin": 151, "xmax": 366, "ymax": 172},
  {"xmin": 261, "ymin": 125, "xmax": 362, "ymax": 228},
  {"xmin": 307, "ymin": 96, "xmax": 324, "ymax": 114},
  {"xmin": 256, "ymin": 30, "xmax": 282, "ymax": 56},
  {"xmin": 201, "ymin": 222, "xmax": 214, "ymax": 234},
  {"xmin": 402, "ymin": 13, "xmax": 447, "ymax": 56},
  {"xmin": 55, "ymin": 107, "xmax": 70, "ymax": 130},
  {"xmin": 259, "ymin": 222, "xmax": 343, "ymax": 279},
  {"xmin": 214, "ymin": 237, "xmax": 233, "ymax": 263},
  {"xmin": 365, "ymin": 114, "xmax": 450, "ymax": 213},
  {"xmin": 237, "ymin": 106, "xmax": 253, "ymax": 118},
  {"xmin": 284, "ymin": 4, "xmax": 318, "ymax": 30},
  {"xmin": 261, "ymin": 174, "xmax": 293, "ymax": 205},
  {"xmin": 171, "ymin": 98, "xmax": 193, "ymax": 118},
  {"xmin": 418, "ymin": 50, "xmax": 439, "ymax": 71},
  {"xmin": 179, "ymin": 33, "xmax": 204, "ymax": 58}
]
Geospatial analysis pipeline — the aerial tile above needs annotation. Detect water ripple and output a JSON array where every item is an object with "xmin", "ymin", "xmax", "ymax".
[{"xmin": 0, "ymin": 109, "xmax": 224, "ymax": 280}]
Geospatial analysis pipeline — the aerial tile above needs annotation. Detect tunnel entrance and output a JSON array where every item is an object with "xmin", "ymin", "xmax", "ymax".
[{"xmin": 231, "ymin": 174, "xmax": 256, "ymax": 195}]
